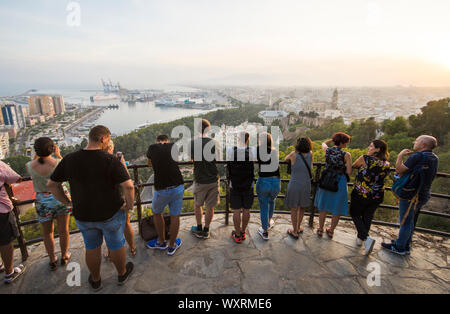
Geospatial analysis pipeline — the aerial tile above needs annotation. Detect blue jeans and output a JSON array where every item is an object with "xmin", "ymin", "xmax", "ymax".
[
  {"xmin": 395, "ymin": 198, "xmax": 428, "ymax": 250},
  {"xmin": 152, "ymin": 184, "xmax": 184, "ymax": 216},
  {"xmin": 76, "ymin": 210, "xmax": 126, "ymax": 251},
  {"xmin": 256, "ymin": 177, "xmax": 281, "ymax": 231}
]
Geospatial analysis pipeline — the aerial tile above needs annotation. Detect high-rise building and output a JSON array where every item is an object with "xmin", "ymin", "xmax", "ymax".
[
  {"xmin": 39, "ymin": 96, "xmax": 55, "ymax": 117},
  {"xmin": 17, "ymin": 105, "xmax": 27, "ymax": 127},
  {"xmin": 1, "ymin": 102, "xmax": 25, "ymax": 128},
  {"xmin": 28, "ymin": 96, "xmax": 41, "ymax": 115},
  {"xmin": 0, "ymin": 132, "xmax": 9, "ymax": 159},
  {"xmin": 331, "ymin": 88, "xmax": 339, "ymax": 109},
  {"xmin": 52, "ymin": 95, "xmax": 65, "ymax": 114}
]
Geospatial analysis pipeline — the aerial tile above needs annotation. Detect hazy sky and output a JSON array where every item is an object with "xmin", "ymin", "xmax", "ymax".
[{"xmin": 1, "ymin": 0, "xmax": 450, "ymax": 93}]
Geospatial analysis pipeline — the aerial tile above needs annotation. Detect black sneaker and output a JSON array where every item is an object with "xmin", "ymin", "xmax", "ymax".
[
  {"xmin": 381, "ymin": 242, "xmax": 406, "ymax": 256},
  {"xmin": 202, "ymin": 230, "xmax": 210, "ymax": 239},
  {"xmin": 191, "ymin": 226, "xmax": 203, "ymax": 239},
  {"xmin": 118, "ymin": 262, "xmax": 134, "ymax": 286},
  {"xmin": 391, "ymin": 240, "xmax": 411, "ymax": 255},
  {"xmin": 88, "ymin": 275, "xmax": 103, "ymax": 292}
]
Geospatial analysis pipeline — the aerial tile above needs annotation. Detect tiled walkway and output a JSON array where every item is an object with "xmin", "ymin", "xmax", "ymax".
[{"xmin": 1, "ymin": 214, "xmax": 449, "ymax": 294}]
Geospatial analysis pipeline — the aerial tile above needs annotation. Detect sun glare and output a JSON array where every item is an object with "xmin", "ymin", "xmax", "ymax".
[{"xmin": 430, "ymin": 46, "xmax": 450, "ymax": 69}]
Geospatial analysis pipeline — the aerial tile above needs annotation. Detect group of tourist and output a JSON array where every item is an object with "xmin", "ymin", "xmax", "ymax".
[{"xmin": 0, "ymin": 118, "xmax": 439, "ymax": 292}]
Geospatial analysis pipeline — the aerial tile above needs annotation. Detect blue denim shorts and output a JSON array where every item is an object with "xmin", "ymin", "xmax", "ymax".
[
  {"xmin": 76, "ymin": 210, "xmax": 126, "ymax": 251},
  {"xmin": 152, "ymin": 184, "xmax": 184, "ymax": 216}
]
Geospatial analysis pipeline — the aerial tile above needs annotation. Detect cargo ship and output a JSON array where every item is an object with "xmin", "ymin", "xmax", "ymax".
[
  {"xmin": 155, "ymin": 98, "xmax": 177, "ymax": 107},
  {"xmin": 90, "ymin": 93, "xmax": 120, "ymax": 102}
]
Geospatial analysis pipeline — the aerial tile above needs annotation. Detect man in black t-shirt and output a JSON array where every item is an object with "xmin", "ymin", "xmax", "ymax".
[
  {"xmin": 145, "ymin": 134, "xmax": 184, "ymax": 255},
  {"xmin": 48, "ymin": 125, "xmax": 135, "ymax": 291},
  {"xmin": 226, "ymin": 132, "xmax": 255, "ymax": 244},
  {"xmin": 188, "ymin": 119, "xmax": 221, "ymax": 239}
]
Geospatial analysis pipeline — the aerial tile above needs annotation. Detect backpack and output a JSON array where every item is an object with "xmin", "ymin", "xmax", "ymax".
[
  {"xmin": 227, "ymin": 147, "xmax": 254, "ymax": 191},
  {"xmin": 318, "ymin": 149, "xmax": 346, "ymax": 192},
  {"xmin": 392, "ymin": 152, "xmax": 428, "ymax": 225},
  {"xmin": 139, "ymin": 214, "xmax": 171, "ymax": 241}
]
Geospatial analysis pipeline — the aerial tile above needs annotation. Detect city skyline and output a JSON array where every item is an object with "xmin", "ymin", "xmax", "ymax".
[{"xmin": 1, "ymin": 0, "xmax": 450, "ymax": 94}]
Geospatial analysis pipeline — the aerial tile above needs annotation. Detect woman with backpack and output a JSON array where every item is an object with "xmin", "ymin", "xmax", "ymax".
[
  {"xmin": 284, "ymin": 137, "xmax": 313, "ymax": 239},
  {"xmin": 351, "ymin": 139, "xmax": 390, "ymax": 255},
  {"xmin": 315, "ymin": 132, "xmax": 353, "ymax": 238},
  {"xmin": 26, "ymin": 137, "xmax": 72, "ymax": 270}
]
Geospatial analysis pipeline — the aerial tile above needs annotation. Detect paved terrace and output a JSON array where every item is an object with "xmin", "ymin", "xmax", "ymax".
[{"xmin": 1, "ymin": 213, "xmax": 449, "ymax": 294}]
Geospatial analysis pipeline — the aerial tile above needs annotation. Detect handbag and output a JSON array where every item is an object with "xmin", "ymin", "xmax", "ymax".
[{"xmin": 139, "ymin": 214, "xmax": 171, "ymax": 241}]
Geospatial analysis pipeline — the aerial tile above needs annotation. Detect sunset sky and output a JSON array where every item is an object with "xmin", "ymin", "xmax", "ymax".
[{"xmin": 1, "ymin": 0, "xmax": 449, "ymax": 93}]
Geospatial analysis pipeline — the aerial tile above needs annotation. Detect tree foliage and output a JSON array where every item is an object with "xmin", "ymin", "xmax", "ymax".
[
  {"xmin": 381, "ymin": 116, "xmax": 408, "ymax": 136},
  {"xmin": 408, "ymin": 97, "xmax": 450, "ymax": 145},
  {"xmin": 2, "ymin": 156, "xmax": 31, "ymax": 176}
]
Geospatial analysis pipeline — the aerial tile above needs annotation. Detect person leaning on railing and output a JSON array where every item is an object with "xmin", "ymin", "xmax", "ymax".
[
  {"xmin": 0, "ymin": 161, "xmax": 25, "ymax": 284},
  {"xmin": 256, "ymin": 132, "xmax": 281, "ymax": 241},
  {"xmin": 103, "ymin": 140, "xmax": 137, "ymax": 259},
  {"xmin": 189, "ymin": 119, "xmax": 221, "ymax": 240},
  {"xmin": 315, "ymin": 133, "xmax": 353, "ymax": 238},
  {"xmin": 381, "ymin": 135, "xmax": 439, "ymax": 256},
  {"xmin": 226, "ymin": 131, "xmax": 255, "ymax": 244},
  {"xmin": 26, "ymin": 137, "xmax": 72, "ymax": 271},
  {"xmin": 145, "ymin": 134, "xmax": 184, "ymax": 255},
  {"xmin": 284, "ymin": 137, "xmax": 313, "ymax": 239},
  {"xmin": 350, "ymin": 139, "xmax": 390, "ymax": 255},
  {"xmin": 47, "ymin": 125, "xmax": 135, "ymax": 292}
]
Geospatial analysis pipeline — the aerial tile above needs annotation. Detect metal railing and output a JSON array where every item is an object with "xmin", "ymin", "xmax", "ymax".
[{"xmin": 8, "ymin": 161, "xmax": 450, "ymax": 262}]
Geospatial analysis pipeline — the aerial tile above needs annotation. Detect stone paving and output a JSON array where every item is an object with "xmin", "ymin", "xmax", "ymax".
[{"xmin": 0, "ymin": 213, "xmax": 449, "ymax": 294}]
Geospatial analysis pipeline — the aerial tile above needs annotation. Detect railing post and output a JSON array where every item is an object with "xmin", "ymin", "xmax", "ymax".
[
  {"xmin": 308, "ymin": 163, "xmax": 322, "ymax": 228},
  {"xmin": 4, "ymin": 184, "xmax": 29, "ymax": 262},
  {"xmin": 133, "ymin": 167, "xmax": 143, "ymax": 235},
  {"xmin": 225, "ymin": 164, "xmax": 230, "ymax": 226}
]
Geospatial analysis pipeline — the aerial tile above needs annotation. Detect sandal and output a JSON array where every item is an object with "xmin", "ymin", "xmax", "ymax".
[
  {"xmin": 326, "ymin": 228, "xmax": 334, "ymax": 238},
  {"xmin": 287, "ymin": 229, "xmax": 299, "ymax": 240},
  {"xmin": 61, "ymin": 252, "xmax": 72, "ymax": 266},
  {"xmin": 49, "ymin": 257, "xmax": 58, "ymax": 271},
  {"xmin": 317, "ymin": 228, "xmax": 324, "ymax": 237},
  {"xmin": 130, "ymin": 246, "xmax": 137, "ymax": 257},
  {"xmin": 298, "ymin": 226, "xmax": 304, "ymax": 234}
]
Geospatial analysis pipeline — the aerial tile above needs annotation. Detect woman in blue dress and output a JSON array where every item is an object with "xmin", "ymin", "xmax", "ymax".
[{"xmin": 315, "ymin": 132, "xmax": 353, "ymax": 238}]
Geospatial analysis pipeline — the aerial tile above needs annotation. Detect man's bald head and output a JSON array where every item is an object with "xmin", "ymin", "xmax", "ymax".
[{"xmin": 415, "ymin": 135, "xmax": 438, "ymax": 151}]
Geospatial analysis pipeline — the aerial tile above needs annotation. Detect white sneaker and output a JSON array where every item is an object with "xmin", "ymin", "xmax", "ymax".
[
  {"xmin": 258, "ymin": 227, "xmax": 269, "ymax": 241},
  {"xmin": 364, "ymin": 237, "xmax": 375, "ymax": 255},
  {"xmin": 269, "ymin": 219, "xmax": 275, "ymax": 229},
  {"xmin": 356, "ymin": 238, "xmax": 363, "ymax": 246}
]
